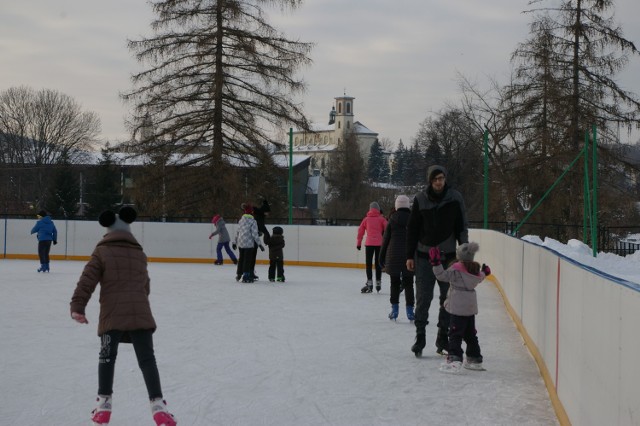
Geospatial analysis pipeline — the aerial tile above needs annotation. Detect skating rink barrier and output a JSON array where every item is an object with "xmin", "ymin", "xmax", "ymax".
[{"xmin": 4, "ymin": 220, "xmax": 640, "ymax": 425}]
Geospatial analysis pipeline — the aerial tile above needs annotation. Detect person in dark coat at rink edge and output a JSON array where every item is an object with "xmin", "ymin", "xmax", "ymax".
[
  {"xmin": 406, "ymin": 165, "xmax": 469, "ymax": 358},
  {"xmin": 380, "ymin": 195, "xmax": 415, "ymax": 321},
  {"xmin": 253, "ymin": 199, "xmax": 271, "ymax": 238},
  {"xmin": 30, "ymin": 210, "xmax": 57, "ymax": 273}
]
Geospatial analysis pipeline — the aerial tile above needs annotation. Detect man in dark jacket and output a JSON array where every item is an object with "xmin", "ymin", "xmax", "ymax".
[{"xmin": 406, "ymin": 165, "xmax": 468, "ymax": 357}]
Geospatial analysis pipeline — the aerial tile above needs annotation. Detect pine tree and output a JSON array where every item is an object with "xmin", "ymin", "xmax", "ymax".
[
  {"xmin": 85, "ymin": 148, "xmax": 121, "ymax": 217},
  {"xmin": 122, "ymin": 0, "xmax": 313, "ymax": 214}
]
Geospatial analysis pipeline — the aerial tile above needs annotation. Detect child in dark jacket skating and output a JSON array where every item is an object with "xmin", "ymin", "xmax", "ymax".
[
  {"xmin": 264, "ymin": 226, "xmax": 285, "ymax": 282},
  {"xmin": 69, "ymin": 207, "xmax": 177, "ymax": 426},
  {"xmin": 428, "ymin": 242, "xmax": 490, "ymax": 374}
]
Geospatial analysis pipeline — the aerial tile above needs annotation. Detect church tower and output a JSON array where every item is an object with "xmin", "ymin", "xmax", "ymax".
[{"xmin": 333, "ymin": 95, "xmax": 355, "ymax": 142}]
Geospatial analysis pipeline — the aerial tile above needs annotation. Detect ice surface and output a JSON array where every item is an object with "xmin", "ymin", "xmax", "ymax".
[{"xmin": 0, "ymin": 259, "xmax": 558, "ymax": 425}]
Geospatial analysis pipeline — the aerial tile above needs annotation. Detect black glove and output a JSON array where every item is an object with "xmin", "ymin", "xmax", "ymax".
[
  {"xmin": 428, "ymin": 247, "xmax": 441, "ymax": 266},
  {"xmin": 53, "ymin": 240, "xmax": 57, "ymax": 245},
  {"xmin": 356, "ymin": 246, "xmax": 361, "ymax": 251},
  {"xmin": 232, "ymin": 243, "xmax": 237, "ymax": 250},
  {"xmin": 482, "ymin": 264, "xmax": 491, "ymax": 276},
  {"xmin": 259, "ymin": 245, "xmax": 265, "ymax": 252}
]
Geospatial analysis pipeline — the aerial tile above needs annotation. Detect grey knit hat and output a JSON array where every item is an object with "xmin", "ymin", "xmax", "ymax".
[
  {"xmin": 456, "ymin": 242, "xmax": 479, "ymax": 262},
  {"xmin": 369, "ymin": 201, "xmax": 381, "ymax": 211},
  {"xmin": 427, "ymin": 165, "xmax": 447, "ymax": 182}
]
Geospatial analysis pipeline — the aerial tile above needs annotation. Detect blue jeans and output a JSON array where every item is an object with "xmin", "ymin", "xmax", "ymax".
[{"xmin": 216, "ymin": 241, "xmax": 237, "ymax": 263}]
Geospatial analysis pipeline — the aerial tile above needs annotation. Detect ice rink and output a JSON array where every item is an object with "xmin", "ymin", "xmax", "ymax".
[{"xmin": 0, "ymin": 259, "xmax": 558, "ymax": 425}]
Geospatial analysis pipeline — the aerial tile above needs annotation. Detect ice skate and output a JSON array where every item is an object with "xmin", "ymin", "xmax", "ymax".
[
  {"xmin": 241, "ymin": 272, "xmax": 253, "ymax": 283},
  {"xmin": 464, "ymin": 357, "xmax": 486, "ymax": 371},
  {"xmin": 276, "ymin": 276, "xmax": 285, "ymax": 282},
  {"xmin": 411, "ymin": 333, "xmax": 426, "ymax": 357},
  {"xmin": 361, "ymin": 280, "xmax": 373, "ymax": 293},
  {"xmin": 37, "ymin": 264, "xmax": 45, "ymax": 272},
  {"xmin": 406, "ymin": 306, "xmax": 415, "ymax": 321},
  {"xmin": 214, "ymin": 260, "xmax": 223, "ymax": 265},
  {"xmin": 375, "ymin": 280, "xmax": 381, "ymax": 293},
  {"xmin": 91, "ymin": 395, "xmax": 112, "ymax": 425},
  {"xmin": 439, "ymin": 358, "xmax": 463, "ymax": 374},
  {"xmin": 388, "ymin": 303, "xmax": 399, "ymax": 320},
  {"xmin": 150, "ymin": 398, "xmax": 177, "ymax": 426}
]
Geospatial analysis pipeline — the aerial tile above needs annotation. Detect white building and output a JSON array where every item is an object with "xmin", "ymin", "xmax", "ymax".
[{"xmin": 290, "ymin": 95, "xmax": 378, "ymax": 176}]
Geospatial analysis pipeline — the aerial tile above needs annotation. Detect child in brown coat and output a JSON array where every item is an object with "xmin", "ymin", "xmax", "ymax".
[{"xmin": 70, "ymin": 206, "xmax": 177, "ymax": 426}]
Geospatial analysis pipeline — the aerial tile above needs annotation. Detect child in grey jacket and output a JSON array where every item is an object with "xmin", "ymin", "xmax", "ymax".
[
  {"xmin": 428, "ymin": 242, "xmax": 491, "ymax": 373},
  {"xmin": 209, "ymin": 214, "xmax": 238, "ymax": 265}
]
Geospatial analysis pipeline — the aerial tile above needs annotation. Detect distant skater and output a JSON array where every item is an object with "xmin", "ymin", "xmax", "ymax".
[
  {"xmin": 30, "ymin": 210, "xmax": 57, "ymax": 273},
  {"xmin": 380, "ymin": 195, "xmax": 415, "ymax": 321},
  {"xmin": 69, "ymin": 206, "xmax": 177, "ymax": 426},
  {"xmin": 356, "ymin": 201, "xmax": 387, "ymax": 293},
  {"xmin": 209, "ymin": 214, "xmax": 238, "ymax": 265}
]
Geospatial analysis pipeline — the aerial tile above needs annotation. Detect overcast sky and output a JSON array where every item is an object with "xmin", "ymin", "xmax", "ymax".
[{"xmin": 2, "ymin": 0, "xmax": 639, "ymax": 148}]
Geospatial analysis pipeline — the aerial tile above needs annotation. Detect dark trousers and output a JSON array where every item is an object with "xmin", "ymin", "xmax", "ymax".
[
  {"xmin": 414, "ymin": 253, "xmax": 451, "ymax": 333},
  {"xmin": 38, "ymin": 240, "xmax": 52, "ymax": 264},
  {"xmin": 448, "ymin": 314, "xmax": 482, "ymax": 362},
  {"xmin": 216, "ymin": 242, "xmax": 237, "ymax": 263},
  {"xmin": 268, "ymin": 259, "xmax": 284, "ymax": 280},
  {"xmin": 389, "ymin": 272, "xmax": 415, "ymax": 306},
  {"xmin": 97, "ymin": 329, "xmax": 163, "ymax": 399},
  {"xmin": 237, "ymin": 247, "xmax": 255, "ymax": 277},
  {"xmin": 364, "ymin": 246, "xmax": 382, "ymax": 281}
]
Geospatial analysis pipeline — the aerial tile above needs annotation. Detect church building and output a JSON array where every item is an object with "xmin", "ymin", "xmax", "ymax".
[{"xmin": 290, "ymin": 95, "xmax": 378, "ymax": 175}]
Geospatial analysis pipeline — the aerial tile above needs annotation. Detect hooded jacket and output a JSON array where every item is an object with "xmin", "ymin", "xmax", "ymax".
[
  {"xmin": 406, "ymin": 184, "xmax": 468, "ymax": 259},
  {"xmin": 31, "ymin": 216, "xmax": 57, "ymax": 242},
  {"xmin": 70, "ymin": 230, "xmax": 156, "ymax": 338},
  {"xmin": 356, "ymin": 208, "xmax": 388, "ymax": 247},
  {"xmin": 235, "ymin": 214, "xmax": 261, "ymax": 249},
  {"xmin": 379, "ymin": 207, "xmax": 412, "ymax": 276},
  {"xmin": 434, "ymin": 262, "xmax": 485, "ymax": 316},
  {"xmin": 211, "ymin": 217, "xmax": 231, "ymax": 243}
]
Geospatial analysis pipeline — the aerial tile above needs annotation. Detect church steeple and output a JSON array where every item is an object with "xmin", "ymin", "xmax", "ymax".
[{"xmin": 334, "ymin": 95, "xmax": 355, "ymax": 136}]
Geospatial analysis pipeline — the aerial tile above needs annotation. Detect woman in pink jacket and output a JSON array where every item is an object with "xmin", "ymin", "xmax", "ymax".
[{"xmin": 357, "ymin": 201, "xmax": 388, "ymax": 293}]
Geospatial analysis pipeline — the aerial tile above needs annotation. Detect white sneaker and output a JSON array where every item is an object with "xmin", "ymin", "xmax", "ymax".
[
  {"xmin": 91, "ymin": 394, "xmax": 112, "ymax": 425},
  {"xmin": 150, "ymin": 398, "xmax": 177, "ymax": 426},
  {"xmin": 439, "ymin": 359, "xmax": 462, "ymax": 374}
]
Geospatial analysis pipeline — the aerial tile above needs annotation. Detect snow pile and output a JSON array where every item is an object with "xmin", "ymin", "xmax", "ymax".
[{"xmin": 521, "ymin": 236, "xmax": 640, "ymax": 286}]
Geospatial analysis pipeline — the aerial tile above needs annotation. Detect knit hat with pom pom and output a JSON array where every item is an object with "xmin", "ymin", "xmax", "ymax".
[{"xmin": 99, "ymin": 206, "xmax": 137, "ymax": 234}]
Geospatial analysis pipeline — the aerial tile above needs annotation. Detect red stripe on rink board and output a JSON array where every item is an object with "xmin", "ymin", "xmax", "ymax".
[{"xmin": 555, "ymin": 258, "xmax": 560, "ymax": 390}]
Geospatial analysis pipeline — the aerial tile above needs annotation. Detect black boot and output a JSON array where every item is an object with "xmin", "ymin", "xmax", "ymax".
[
  {"xmin": 436, "ymin": 327, "xmax": 449, "ymax": 355},
  {"xmin": 411, "ymin": 333, "xmax": 426, "ymax": 358}
]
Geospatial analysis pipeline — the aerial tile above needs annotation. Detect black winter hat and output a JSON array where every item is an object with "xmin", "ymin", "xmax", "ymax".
[
  {"xmin": 272, "ymin": 226, "xmax": 284, "ymax": 235},
  {"xmin": 37, "ymin": 210, "xmax": 48, "ymax": 217}
]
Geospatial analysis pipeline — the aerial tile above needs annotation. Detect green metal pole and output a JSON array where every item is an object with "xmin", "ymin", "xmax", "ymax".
[
  {"xmin": 591, "ymin": 125, "xmax": 598, "ymax": 257},
  {"xmin": 483, "ymin": 128, "xmax": 489, "ymax": 229},
  {"xmin": 583, "ymin": 131, "xmax": 589, "ymax": 244},
  {"xmin": 512, "ymin": 147, "xmax": 585, "ymax": 236},
  {"xmin": 288, "ymin": 128, "xmax": 293, "ymax": 225}
]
